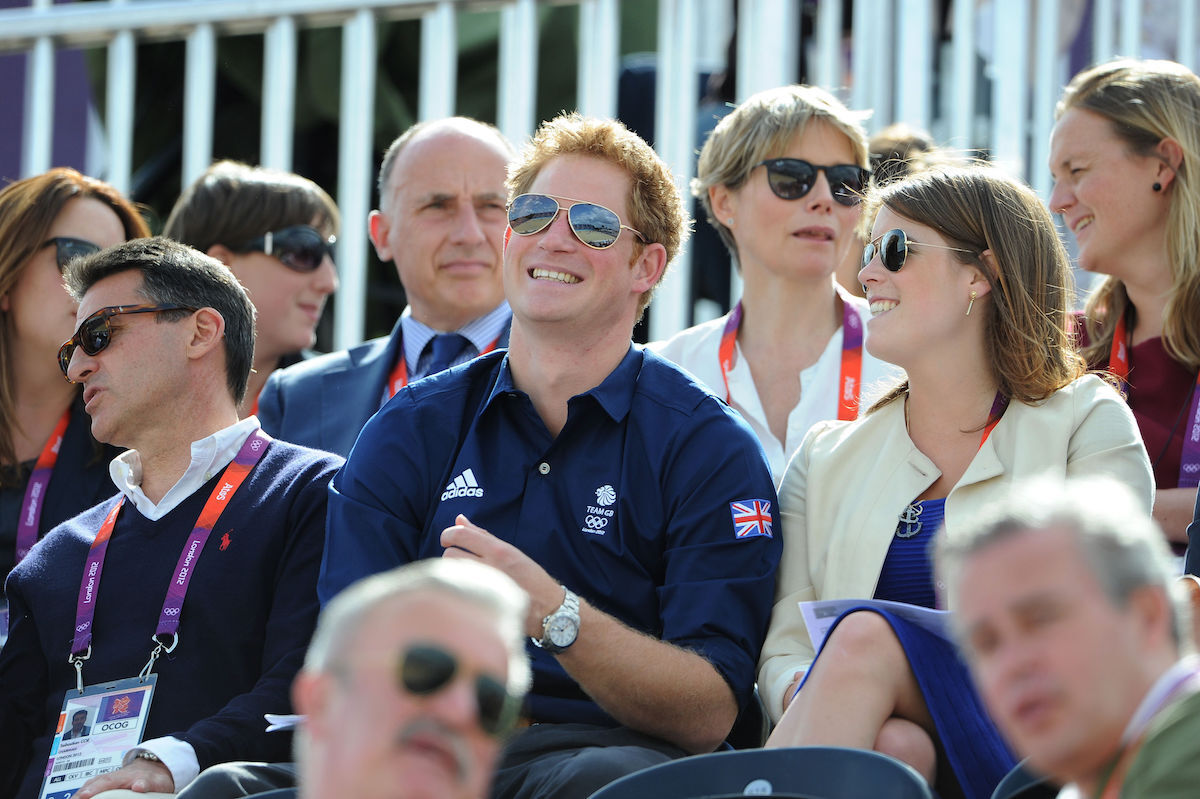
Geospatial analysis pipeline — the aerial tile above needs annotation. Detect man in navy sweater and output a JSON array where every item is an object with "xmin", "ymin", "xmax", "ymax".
[{"xmin": 0, "ymin": 238, "xmax": 342, "ymax": 799}]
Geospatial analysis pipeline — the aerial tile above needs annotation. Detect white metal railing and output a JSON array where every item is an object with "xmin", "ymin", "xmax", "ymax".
[{"xmin": 2, "ymin": 0, "xmax": 1197, "ymax": 346}]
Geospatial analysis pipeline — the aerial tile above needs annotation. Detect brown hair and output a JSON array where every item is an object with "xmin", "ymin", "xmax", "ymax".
[
  {"xmin": 0, "ymin": 168, "xmax": 149, "ymax": 470},
  {"xmin": 861, "ymin": 165, "xmax": 1086, "ymax": 411},
  {"xmin": 163, "ymin": 160, "xmax": 339, "ymax": 252}
]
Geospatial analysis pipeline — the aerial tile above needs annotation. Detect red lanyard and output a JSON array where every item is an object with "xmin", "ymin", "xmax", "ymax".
[
  {"xmin": 1109, "ymin": 315, "xmax": 1132, "ymax": 391},
  {"xmin": 718, "ymin": 287, "xmax": 863, "ymax": 421},
  {"xmin": 980, "ymin": 393, "xmax": 1008, "ymax": 447},
  {"xmin": 386, "ymin": 333, "xmax": 502, "ymax": 399},
  {"xmin": 1110, "ymin": 315, "xmax": 1200, "ymax": 487},
  {"xmin": 16, "ymin": 408, "xmax": 71, "ymax": 564},
  {"xmin": 68, "ymin": 430, "xmax": 271, "ymax": 686}
]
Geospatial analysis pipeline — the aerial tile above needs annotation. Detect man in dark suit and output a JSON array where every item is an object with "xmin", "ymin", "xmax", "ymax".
[
  {"xmin": 61, "ymin": 710, "xmax": 90, "ymax": 741},
  {"xmin": 258, "ymin": 117, "xmax": 514, "ymax": 456}
]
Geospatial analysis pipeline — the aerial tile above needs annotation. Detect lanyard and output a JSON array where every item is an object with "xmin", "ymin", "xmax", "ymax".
[
  {"xmin": 67, "ymin": 429, "xmax": 271, "ymax": 692},
  {"xmin": 386, "ymin": 332, "xmax": 502, "ymax": 399},
  {"xmin": 16, "ymin": 408, "xmax": 71, "ymax": 565},
  {"xmin": 1109, "ymin": 316, "xmax": 1200, "ymax": 487},
  {"xmin": 980, "ymin": 392, "xmax": 1008, "ymax": 447},
  {"xmin": 718, "ymin": 287, "xmax": 864, "ymax": 422}
]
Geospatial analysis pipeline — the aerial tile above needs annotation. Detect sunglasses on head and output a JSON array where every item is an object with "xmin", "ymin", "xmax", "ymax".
[
  {"xmin": 235, "ymin": 225, "xmax": 336, "ymax": 273},
  {"xmin": 861, "ymin": 228, "xmax": 977, "ymax": 273},
  {"xmin": 58, "ymin": 304, "xmax": 196, "ymax": 379},
  {"xmin": 399, "ymin": 643, "xmax": 520, "ymax": 737},
  {"xmin": 507, "ymin": 193, "xmax": 646, "ymax": 250},
  {"xmin": 756, "ymin": 158, "xmax": 869, "ymax": 206},
  {"xmin": 43, "ymin": 237, "xmax": 101, "ymax": 273}
]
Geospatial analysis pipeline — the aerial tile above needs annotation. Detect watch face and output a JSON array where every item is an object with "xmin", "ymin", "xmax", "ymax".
[{"xmin": 546, "ymin": 615, "xmax": 579, "ymax": 648}]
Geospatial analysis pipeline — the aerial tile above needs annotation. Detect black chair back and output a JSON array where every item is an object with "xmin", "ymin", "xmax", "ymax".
[{"xmin": 588, "ymin": 746, "xmax": 933, "ymax": 799}]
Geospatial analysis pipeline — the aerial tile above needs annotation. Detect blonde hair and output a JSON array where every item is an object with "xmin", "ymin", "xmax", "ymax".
[
  {"xmin": 862, "ymin": 165, "xmax": 1086, "ymax": 411},
  {"xmin": 508, "ymin": 113, "xmax": 688, "ymax": 318},
  {"xmin": 694, "ymin": 84, "xmax": 869, "ymax": 255},
  {"xmin": 1057, "ymin": 58, "xmax": 1200, "ymax": 371}
]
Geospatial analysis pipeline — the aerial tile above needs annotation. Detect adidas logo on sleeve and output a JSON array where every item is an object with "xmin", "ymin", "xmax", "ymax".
[{"xmin": 441, "ymin": 468, "xmax": 484, "ymax": 501}]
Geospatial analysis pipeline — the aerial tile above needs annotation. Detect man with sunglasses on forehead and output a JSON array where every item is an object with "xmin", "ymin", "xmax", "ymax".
[
  {"xmin": 256, "ymin": 117, "xmax": 514, "ymax": 457},
  {"xmin": 324, "ymin": 113, "xmax": 781, "ymax": 799},
  {"xmin": 291, "ymin": 558, "xmax": 530, "ymax": 799},
  {"xmin": 0, "ymin": 238, "xmax": 342, "ymax": 799}
]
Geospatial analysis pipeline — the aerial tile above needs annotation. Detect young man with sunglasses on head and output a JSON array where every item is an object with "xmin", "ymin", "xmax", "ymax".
[
  {"xmin": 0, "ymin": 238, "xmax": 343, "ymax": 799},
  {"xmin": 324, "ymin": 113, "xmax": 781, "ymax": 799},
  {"xmin": 163, "ymin": 160, "xmax": 340, "ymax": 419},
  {"xmin": 255, "ymin": 117, "xmax": 515, "ymax": 457}
]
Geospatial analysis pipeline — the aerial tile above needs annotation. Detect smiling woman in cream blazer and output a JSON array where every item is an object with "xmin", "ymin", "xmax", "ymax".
[{"xmin": 758, "ymin": 166, "xmax": 1153, "ymax": 799}]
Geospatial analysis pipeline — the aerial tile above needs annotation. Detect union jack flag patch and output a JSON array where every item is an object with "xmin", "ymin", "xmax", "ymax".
[{"xmin": 730, "ymin": 499, "xmax": 773, "ymax": 539}]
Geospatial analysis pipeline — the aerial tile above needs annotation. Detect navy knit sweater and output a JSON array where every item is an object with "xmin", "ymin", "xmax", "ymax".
[{"xmin": 0, "ymin": 439, "xmax": 341, "ymax": 799}]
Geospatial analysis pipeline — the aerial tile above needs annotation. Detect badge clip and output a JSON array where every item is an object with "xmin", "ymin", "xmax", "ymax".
[
  {"xmin": 67, "ymin": 645, "xmax": 92, "ymax": 695},
  {"xmin": 138, "ymin": 633, "xmax": 178, "ymax": 682}
]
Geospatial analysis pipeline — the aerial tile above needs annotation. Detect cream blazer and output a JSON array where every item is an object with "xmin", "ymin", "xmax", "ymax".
[{"xmin": 757, "ymin": 374, "xmax": 1153, "ymax": 721}]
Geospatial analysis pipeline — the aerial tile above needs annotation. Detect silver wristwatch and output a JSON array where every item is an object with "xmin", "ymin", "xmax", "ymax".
[{"xmin": 533, "ymin": 586, "xmax": 580, "ymax": 653}]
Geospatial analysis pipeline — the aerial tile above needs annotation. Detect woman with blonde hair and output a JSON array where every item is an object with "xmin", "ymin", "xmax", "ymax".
[
  {"xmin": 0, "ymin": 168, "xmax": 149, "ymax": 617},
  {"xmin": 760, "ymin": 165, "xmax": 1151, "ymax": 798},
  {"xmin": 651, "ymin": 84, "xmax": 897, "ymax": 482},
  {"xmin": 1050, "ymin": 58, "xmax": 1200, "ymax": 545}
]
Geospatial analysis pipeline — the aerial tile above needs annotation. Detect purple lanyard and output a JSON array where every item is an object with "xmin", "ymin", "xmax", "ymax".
[
  {"xmin": 1179, "ymin": 375, "xmax": 1200, "ymax": 488},
  {"xmin": 16, "ymin": 409, "xmax": 70, "ymax": 564},
  {"xmin": 718, "ymin": 286, "xmax": 864, "ymax": 420},
  {"xmin": 68, "ymin": 430, "xmax": 271, "ymax": 687}
]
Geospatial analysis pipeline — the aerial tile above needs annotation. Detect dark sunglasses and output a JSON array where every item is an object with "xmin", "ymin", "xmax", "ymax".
[
  {"xmin": 234, "ymin": 225, "xmax": 336, "ymax": 273},
  {"xmin": 58, "ymin": 304, "xmax": 196, "ymax": 379},
  {"xmin": 756, "ymin": 158, "xmax": 869, "ymax": 206},
  {"xmin": 399, "ymin": 643, "xmax": 520, "ymax": 737},
  {"xmin": 42, "ymin": 237, "xmax": 101, "ymax": 273},
  {"xmin": 861, "ymin": 228, "xmax": 977, "ymax": 273},
  {"xmin": 507, "ymin": 193, "xmax": 646, "ymax": 250}
]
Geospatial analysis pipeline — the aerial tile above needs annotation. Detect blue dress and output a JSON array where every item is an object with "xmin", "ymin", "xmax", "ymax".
[{"xmin": 810, "ymin": 499, "xmax": 1016, "ymax": 799}]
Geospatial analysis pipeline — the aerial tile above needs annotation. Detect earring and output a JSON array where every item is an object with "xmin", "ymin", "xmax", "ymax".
[
  {"xmin": 726, "ymin": 218, "xmax": 734, "ymax": 226},
  {"xmin": 966, "ymin": 290, "xmax": 977, "ymax": 316},
  {"xmin": 1153, "ymin": 182, "xmax": 1163, "ymax": 192}
]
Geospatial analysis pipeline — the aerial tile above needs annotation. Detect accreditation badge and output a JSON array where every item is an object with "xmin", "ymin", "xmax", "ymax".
[{"xmin": 38, "ymin": 675, "xmax": 157, "ymax": 799}]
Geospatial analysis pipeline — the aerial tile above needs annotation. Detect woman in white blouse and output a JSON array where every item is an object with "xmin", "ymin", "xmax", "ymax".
[{"xmin": 650, "ymin": 84, "xmax": 898, "ymax": 483}]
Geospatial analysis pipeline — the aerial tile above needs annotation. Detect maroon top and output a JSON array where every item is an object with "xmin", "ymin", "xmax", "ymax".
[{"xmin": 1079, "ymin": 317, "xmax": 1197, "ymax": 489}]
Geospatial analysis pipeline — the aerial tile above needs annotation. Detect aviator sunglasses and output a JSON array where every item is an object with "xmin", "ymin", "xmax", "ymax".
[
  {"xmin": 233, "ymin": 225, "xmax": 336, "ymax": 273},
  {"xmin": 756, "ymin": 158, "xmax": 869, "ymax": 207},
  {"xmin": 507, "ymin": 193, "xmax": 646, "ymax": 250},
  {"xmin": 42, "ymin": 237, "xmax": 100, "ymax": 273},
  {"xmin": 862, "ymin": 228, "xmax": 977, "ymax": 273},
  {"xmin": 58, "ymin": 304, "xmax": 197, "ymax": 379},
  {"xmin": 399, "ymin": 643, "xmax": 520, "ymax": 737}
]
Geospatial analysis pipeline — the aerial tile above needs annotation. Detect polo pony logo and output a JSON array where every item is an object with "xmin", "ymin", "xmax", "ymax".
[{"xmin": 219, "ymin": 533, "xmax": 232, "ymax": 551}]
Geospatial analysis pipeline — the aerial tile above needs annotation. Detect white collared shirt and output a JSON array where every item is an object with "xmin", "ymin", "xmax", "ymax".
[
  {"xmin": 109, "ymin": 415, "xmax": 260, "ymax": 789},
  {"xmin": 109, "ymin": 417, "xmax": 260, "ymax": 520}
]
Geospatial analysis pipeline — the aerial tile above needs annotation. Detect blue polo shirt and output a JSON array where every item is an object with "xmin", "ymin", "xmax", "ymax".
[{"xmin": 323, "ymin": 345, "xmax": 781, "ymax": 726}]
